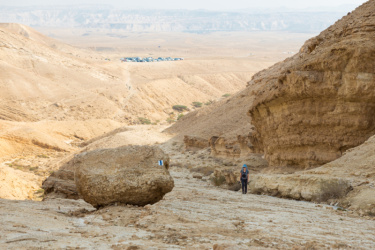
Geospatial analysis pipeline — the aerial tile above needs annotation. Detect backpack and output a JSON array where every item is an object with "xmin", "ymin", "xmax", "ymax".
[{"xmin": 241, "ymin": 171, "xmax": 248, "ymax": 180}]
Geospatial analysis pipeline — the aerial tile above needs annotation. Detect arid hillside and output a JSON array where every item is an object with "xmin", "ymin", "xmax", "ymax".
[
  {"xmin": 1, "ymin": 23, "xmax": 269, "ymax": 124},
  {"xmin": 0, "ymin": 23, "xmax": 129, "ymax": 122},
  {"xmin": 0, "ymin": 23, "xmax": 271, "ymax": 160}
]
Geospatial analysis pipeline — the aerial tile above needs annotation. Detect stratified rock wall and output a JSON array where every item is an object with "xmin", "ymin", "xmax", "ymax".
[
  {"xmin": 183, "ymin": 135, "xmax": 209, "ymax": 151},
  {"xmin": 209, "ymin": 134, "xmax": 259, "ymax": 159},
  {"xmin": 249, "ymin": 1, "xmax": 375, "ymax": 168}
]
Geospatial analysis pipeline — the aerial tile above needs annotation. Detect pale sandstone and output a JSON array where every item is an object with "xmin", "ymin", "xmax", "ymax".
[
  {"xmin": 209, "ymin": 134, "xmax": 259, "ymax": 159},
  {"xmin": 249, "ymin": 174, "xmax": 352, "ymax": 202},
  {"xmin": 183, "ymin": 135, "xmax": 209, "ymax": 151}
]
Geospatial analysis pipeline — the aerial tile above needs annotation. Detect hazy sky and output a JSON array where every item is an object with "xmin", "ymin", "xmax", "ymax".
[{"xmin": 2, "ymin": 0, "xmax": 368, "ymax": 10}]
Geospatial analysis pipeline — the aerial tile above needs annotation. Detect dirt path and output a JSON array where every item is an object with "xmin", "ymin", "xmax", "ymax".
[{"xmin": 1, "ymin": 167, "xmax": 374, "ymax": 249}]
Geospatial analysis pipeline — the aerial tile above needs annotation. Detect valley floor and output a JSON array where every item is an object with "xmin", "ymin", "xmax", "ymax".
[{"xmin": 1, "ymin": 167, "xmax": 374, "ymax": 249}]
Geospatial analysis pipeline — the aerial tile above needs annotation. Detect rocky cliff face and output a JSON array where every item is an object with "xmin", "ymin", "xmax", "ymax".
[
  {"xmin": 183, "ymin": 136, "xmax": 209, "ymax": 151},
  {"xmin": 209, "ymin": 135, "xmax": 258, "ymax": 159},
  {"xmin": 249, "ymin": 1, "xmax": 375, "ymax": 169}
]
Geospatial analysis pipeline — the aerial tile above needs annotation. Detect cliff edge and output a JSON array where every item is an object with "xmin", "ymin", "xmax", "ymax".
[{"xmin": 249, "ymin": 0, "xmax": 375, "ymax": 168}]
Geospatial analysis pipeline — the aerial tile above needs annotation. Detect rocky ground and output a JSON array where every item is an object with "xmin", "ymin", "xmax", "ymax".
[{"xmin": 1, "ymin": 167, "xmax": 375, "ymax": 249}]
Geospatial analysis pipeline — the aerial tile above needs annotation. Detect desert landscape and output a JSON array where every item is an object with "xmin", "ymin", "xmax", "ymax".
[{"xmin": 1, "ymin": 0, "xmax": 375, "ymax": 249}]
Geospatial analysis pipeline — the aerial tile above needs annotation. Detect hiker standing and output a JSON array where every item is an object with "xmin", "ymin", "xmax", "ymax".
[{"xmin": 240, "ymin": 164, "xmax": 249, "ymax": 194}]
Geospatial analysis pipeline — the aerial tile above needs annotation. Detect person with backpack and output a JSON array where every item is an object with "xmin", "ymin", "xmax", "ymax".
[{"xmin": 239, "ymin": 164, "xmax": 249, "ymax": 194}]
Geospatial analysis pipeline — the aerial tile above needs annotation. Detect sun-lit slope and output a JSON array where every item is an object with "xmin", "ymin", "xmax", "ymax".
[
  {"xmin": 0, "ymin": 119, "xmax": 123, "ymax": 160},
  {"xmin": 0, "ymin": 23, "xmax": 76, "ymax": 51},
  {"xmin": 0, "ymin": 24, "xmax": 132, "ymax": 122},
  {"xmin": 0, "ymin": 24, "xmax": 268, "ymax": 124},
  {"xmin": 123, "ymin": 58, "xmax": 271, "ymax": 121},
  {"xmin": 164, "ymin": 77, "xmax": 266, "ymax": 140}
]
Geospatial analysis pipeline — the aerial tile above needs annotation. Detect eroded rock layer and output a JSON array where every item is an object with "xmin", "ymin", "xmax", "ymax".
[
  {"xmin": 183, "ymin": 135, "xmax": 209, "ymax": 151},
  {"xmin": 209, "ymin": 135, "xmax": 259, "ymax": 159},
  {"xmin": 249, "ymin": 1, "xmax": 375, "ymax": 168}
]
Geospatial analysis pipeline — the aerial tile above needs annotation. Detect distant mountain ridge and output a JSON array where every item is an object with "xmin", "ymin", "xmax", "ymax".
[{"xmin": 0, "ymin": 6, "xmax": 353, "ymax": 33}]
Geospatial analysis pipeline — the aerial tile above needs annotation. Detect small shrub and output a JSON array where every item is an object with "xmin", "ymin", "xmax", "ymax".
[
  {"xmin": 29, "ymin": 166, "xmax": 39, "ymax": 172},
  {"xmin": 35, "ymin": 189, "xmax": 44, "ymax": 194},
  {"xmin": 37, "ymin": 154, "xmax": 49, "ymax": 158},
  {"xmin": 177, "ymin": 113, "xmax": 184, "ymax": 120},
  {"xmin": 166, "ymin": 118, "xmax": 175, "ymax": 124},
  {"xmin": 210, "ymin": 176, "xmax": 226, "ymax": 186},
  {"xmin": 172, "ymin": 105, "xmax": 188, "ymax": 112},
  {"xmin": 222, "ymin": 93, "xmax": 231, "ymax": 98},
  {"xmin": 192, "ymin": 102, "xmax": 203, "ymax": 108},
  {"xmin": 205, "ymin": 100, "xmax": 214, "ymax": 106},
  {"xmin": 138, "ymin": 117, "xmax": 151, "ymax": 125}
]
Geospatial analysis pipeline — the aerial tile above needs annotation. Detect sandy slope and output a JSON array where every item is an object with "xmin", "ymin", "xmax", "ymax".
[
  {"xmin": 0, "ymin": 24, "xmax": 265, "ymax": 124},
  {"xmin": 165, "ymin": 80, "xmax": 261, "ymax": 140}
]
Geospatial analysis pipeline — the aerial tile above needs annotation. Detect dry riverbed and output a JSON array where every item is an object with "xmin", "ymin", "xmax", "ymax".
[{"xmin": 1, "ymin": 167, "xmax": 374, "ymax": 249}]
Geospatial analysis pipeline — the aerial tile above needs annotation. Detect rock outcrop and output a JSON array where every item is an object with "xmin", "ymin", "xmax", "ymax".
[
  {"xmin": 209, "ymin": 134, "xmax": 260, "ymax": 159},
  {"xmin": 74, "ymin": 145, "xmax": 174, "ymax": 208},
  {"xmin": 183, "ymin": 135, "xmax": 209, "ymax": 151},
  {"xmin": 249, "ymin": 1, "xmax": 375, "ymax": 168},
  {"xmin": 249, "ymin": 174, "xmax": 352, "ymax": 202}
]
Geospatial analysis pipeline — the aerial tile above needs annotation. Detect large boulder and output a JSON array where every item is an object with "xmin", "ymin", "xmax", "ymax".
[
  {"xmin": 74, "ymin": 145, "xmax": 174, "ymax": 208},
  {"xmin": 249, "ymin": 1, "xmax": 375, "ymax": 168}
]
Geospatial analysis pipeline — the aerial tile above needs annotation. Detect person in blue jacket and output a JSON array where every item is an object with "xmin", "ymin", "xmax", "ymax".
[{"xmin": 239, "ymin": 164, "xmax": 249, "ymax": 194}]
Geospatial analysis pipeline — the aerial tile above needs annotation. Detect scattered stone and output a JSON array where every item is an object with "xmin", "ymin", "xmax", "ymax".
[{"xmin": 193, "ymin": 174, "xmax": 203, "ymax": 179}]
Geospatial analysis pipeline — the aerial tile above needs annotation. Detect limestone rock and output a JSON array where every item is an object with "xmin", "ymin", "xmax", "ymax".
[
  {"xmin": 183, "ymin": 135, "xmax": 209, "ymax": 151},
  {"xmin": 209, "ymin": 134, "xmax": 259, "ymax": 159},
  {"xmin": 42, "ymin": 155, "xmax": 80, "ymax": 199},
  {"xmin": 210, "ymin": 136, "xmax": 241, "ymax": 158},
  {"xmin": 74, "ymin": 145, "xmax": 174, "ymax": 208},
  {"xmin": 192, "ymin": 173, "xmax": 203, "ymax": 179},
  {"xmin": 249, "ymin": 1, "xmax": 375, "ymax": 168},
  {"xmin": 249, "ymin": 174, "xmax": 352, "ymax": 202},
  {"xmin": 214, "ymin": 168, "xmax": 238, "ymax": 186}
]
